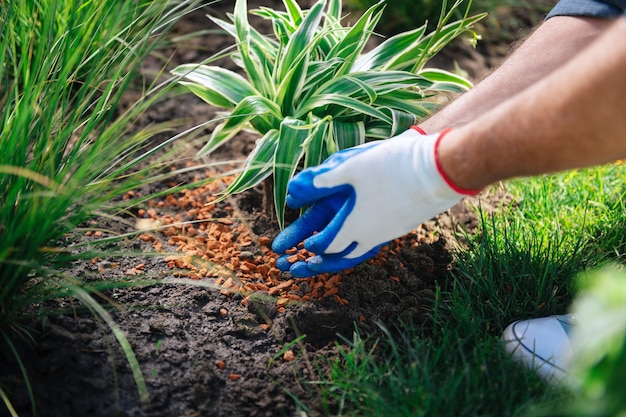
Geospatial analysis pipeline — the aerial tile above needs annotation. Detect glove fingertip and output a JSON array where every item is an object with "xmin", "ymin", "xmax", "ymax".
[
  {"xmin": 289, "ymin": 261, "xmax": 317, "ymax": 278},
  {"xmin": 272, "ymin": 226, "xmax": 304, "ymax": 254},
  {"xmin": 307, "ymin": 257, "xmax": 355, "ymax": 275},
  {"xmin": 271, "ymin": 237, "xmax": 288, "ymax": 254},
  {"xmin": 306, "ymin": 245, "xmax": 383, "ymax": 275},
  {"xmin": 275, "ymin": 255, "xmax": 292, "ymax": 272},
  {"xmin": 285, "ymin": 171, "xmax": 317, "ymax": 206},
  {"xmin": 285, "ymin": 194, "xmax": 306, "ymax": 210},
  {"xmin": 303, "ymin": 233, "xmax": 327, "ymax": 255}
]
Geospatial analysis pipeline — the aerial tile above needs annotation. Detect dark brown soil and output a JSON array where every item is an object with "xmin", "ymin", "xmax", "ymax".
[{"xmin": 1, "ymin": 2, "xmax": 549, "ymax": 416}]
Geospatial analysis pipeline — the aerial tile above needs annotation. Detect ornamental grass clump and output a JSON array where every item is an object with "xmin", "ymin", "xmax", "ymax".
[
  {"xmin": 0, "ymin": 0, "xmax": 200, "ymax": 413},
  {"xmin": 172, "ymin": 0, "xmax": 484, "ymax": 227}
]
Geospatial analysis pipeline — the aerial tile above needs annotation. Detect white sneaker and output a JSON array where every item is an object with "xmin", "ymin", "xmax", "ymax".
[{"xmin": 502, "ymin": 314, "xmax": 576, "ymax": 383}]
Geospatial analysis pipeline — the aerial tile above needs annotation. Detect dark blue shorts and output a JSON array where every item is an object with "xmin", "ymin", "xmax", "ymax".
[{"xmin": 547, "ymin": 0, "xmax": 626, "ymax": 19}]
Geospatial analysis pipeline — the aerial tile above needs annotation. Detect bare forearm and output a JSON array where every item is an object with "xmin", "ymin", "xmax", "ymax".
[
  {"xmin": 438, "ymin": 18, "xmax": 626, "ymax": 190},
  {"xmin": 421, "ymin": 16, "xmax": 612, "ymax": 133}
]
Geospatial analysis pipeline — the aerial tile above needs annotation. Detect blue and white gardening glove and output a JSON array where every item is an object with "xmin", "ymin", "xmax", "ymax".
[{"xmin": 272, "ymin": 127, "xmax": 480, "ymax": 278}]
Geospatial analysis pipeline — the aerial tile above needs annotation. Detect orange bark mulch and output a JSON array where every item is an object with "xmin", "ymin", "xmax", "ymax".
[{"xmin": 129, "ymin": 170, "xmax": 433, "ymax": 312}]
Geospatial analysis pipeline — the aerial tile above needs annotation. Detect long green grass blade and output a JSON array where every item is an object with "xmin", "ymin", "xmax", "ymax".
[
  {"xmin": 0, "ymin": 166, "xmax": 60, "ymax": 191},
  {"xmin": 72, "ymin": 288, "xmax": 150, "ymax": 407},
  {"xmin": 1, "ymin": 332, "xmax": 34, "ymax": 416},
  {"xmin": 1, "ymin": 1, "xmax": 203, "ymax": 410},
  {"xmin": 0, "ymin": 385, "xmax": 18, "ymax": 417}
]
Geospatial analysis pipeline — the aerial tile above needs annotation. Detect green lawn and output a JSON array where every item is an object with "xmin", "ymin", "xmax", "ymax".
[{"xmin": 301, "ymin": 163, "xmax": 626, "ymax": 416}]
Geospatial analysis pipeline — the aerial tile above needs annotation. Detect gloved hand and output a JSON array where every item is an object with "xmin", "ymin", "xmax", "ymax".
[{"xmin": 271, "ymin": 127, "xmax": 480, "ymax": 277}]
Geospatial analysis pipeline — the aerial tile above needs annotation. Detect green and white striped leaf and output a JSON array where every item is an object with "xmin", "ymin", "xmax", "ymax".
[
  {"xmin": 275, "ymin": 0, "xmax": 324, "ymax": 82},
  {"xmin": 273, "ymin": 118, "xmax": 310, "ymax": 228},
  {"xmin": 352, "ymin": 25, "xmax": 427, "ymax": 72},
  {"xmin": 302, "ymin": 58, "xmax": 345, "ymax": 94},
  {"xmin": 302, "ymin": 117, "xmax": 330, "ymax": 169},
  {"xmin": 331, "ymin": 119, "xmax": 366, "ymax": 150},
  {"xmin": 313, "ymin": 71, "xmax": 426, "ymax": 99},
  {"xmin": 198, "ymin": 96, "xmax": 282, "ymax": 156},
  {"xmin": 373, "ymin": 91, "xmax": 435, "ymax": 120},
  {"xmin": 381, "ymin": 107, "xmax": 417, "ymax": 136},
  {"xmin": 326, "ymin": 0, "xmax": 385, "ymax": 75},
  {"xmin": 419, "ymin": 68, "xmax": 473, "ymax": 92},
  {"xmin": 253, "ymin": 7, "xmax": 295, "ymax": 30},
  {"xmin": 326, "ymin": 0, "xmax": 342, "ymax": 21},
  {"xmin": 208, "ymin": 14, "xmax": 278, "ymax": 67},
  {"xmin": 276, "ymin": 64, "xmax": 307, "ymax": 115},
  {"xmin": 410, "ymin": 13, "xmax": 487, "ymax": 71},
  {"xmin": 297, "ymin": 93, "xmax": 391, "ymax": 123},
  {"xmin": 222, "ymin": 96, "xmax": 283, "ymax": 131},
  {"xmin": 223, "ymin": 130, "xmax": 279, "ymax": 196},
  {"xmin": 172, "ymin": 65, "xmax": 256, "ymax": 108},
  {"xmin": 282, "ymin": 0, "xmax": 304, "ymax": 26},
  {"xmin": 233, "ymin": 0, "xmax": 273, "ymax": 97}
]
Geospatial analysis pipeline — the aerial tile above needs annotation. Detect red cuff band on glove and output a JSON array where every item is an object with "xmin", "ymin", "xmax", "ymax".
[
  {"xmin": 411, "ymin": 125, "xmax": 427, "ymax": 135},
  {"xmin": 434, "ymin": 129, "xmax": 482, "ymax": 196}
]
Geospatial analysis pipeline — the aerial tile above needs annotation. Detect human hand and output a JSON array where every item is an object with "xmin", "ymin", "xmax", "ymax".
[{"xmin": 271, "ymin": 128, "xmax": 479, "ymax": 277}]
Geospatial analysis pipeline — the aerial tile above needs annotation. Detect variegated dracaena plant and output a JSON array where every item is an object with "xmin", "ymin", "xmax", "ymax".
[{"xmin": 172, "ymin": 0, "xmax": 485, "ymax": 227}]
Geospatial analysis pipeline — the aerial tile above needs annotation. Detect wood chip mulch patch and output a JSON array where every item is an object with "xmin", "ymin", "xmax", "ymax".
[{"xmin": 124, "ymin": 168, "xmax": 438, "ymax": 314}]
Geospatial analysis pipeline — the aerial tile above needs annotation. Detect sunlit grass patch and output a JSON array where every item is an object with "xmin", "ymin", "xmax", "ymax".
[{"xmin": 301, "ymin": 163, "xmax": 626, "ymax": 416}]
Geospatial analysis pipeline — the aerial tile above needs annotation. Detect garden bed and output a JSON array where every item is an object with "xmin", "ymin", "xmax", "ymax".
[{"xmin": 2, "ymin": 1, "xmax": 545, "ymax": 416}]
